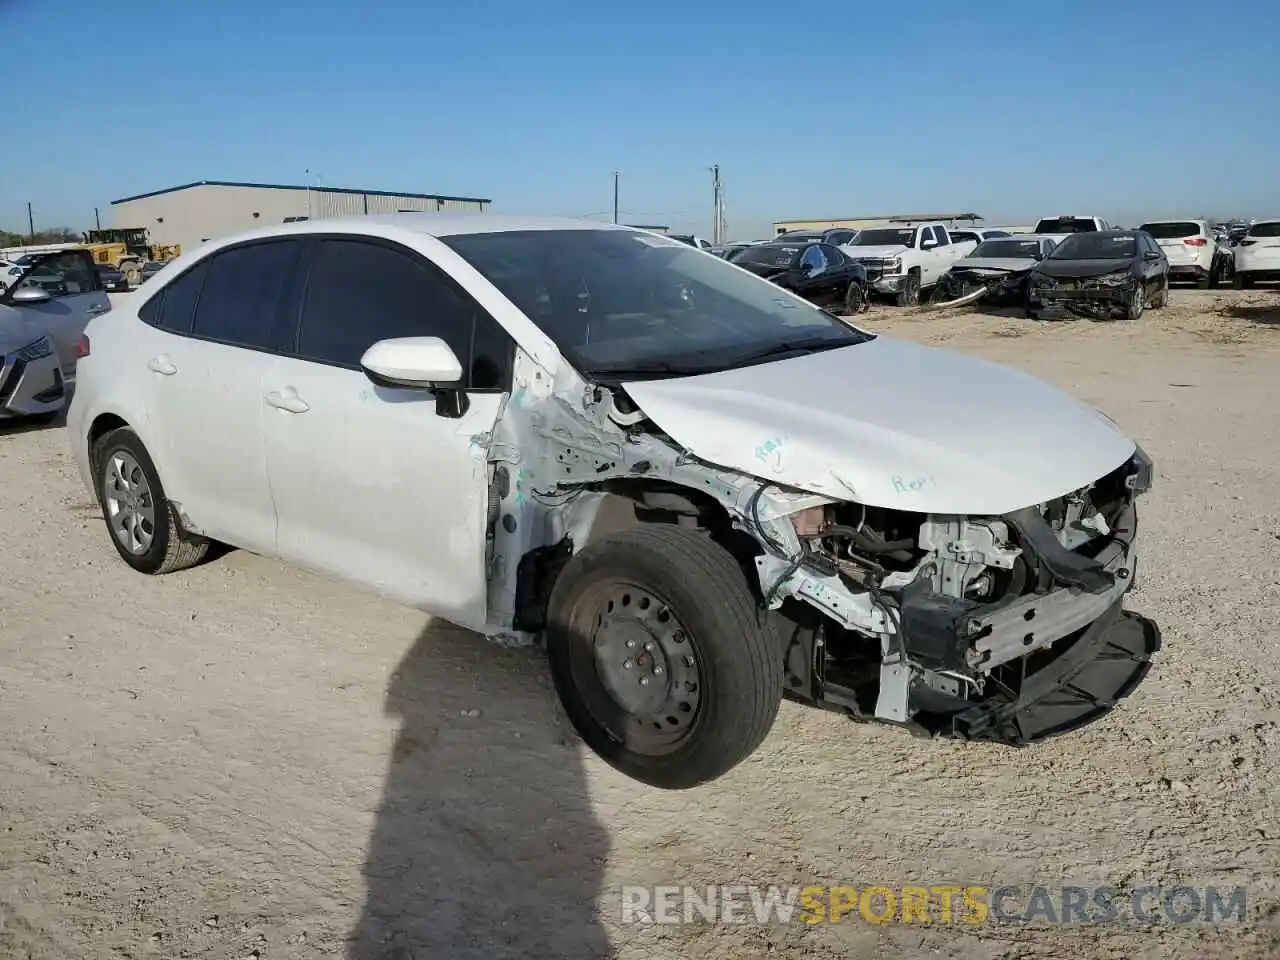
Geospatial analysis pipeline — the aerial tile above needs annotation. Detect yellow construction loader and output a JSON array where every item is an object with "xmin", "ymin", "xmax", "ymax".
[{"xmin": 81, "ymin": 228, "xmax": 181, "ymax": 284}]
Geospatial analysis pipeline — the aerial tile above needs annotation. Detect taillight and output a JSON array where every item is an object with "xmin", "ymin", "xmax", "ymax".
[
  {"xmin": 1184, "ymin": 237, "xmax": 1207, "ymax": 246},
  {"xmin": 75, "ymin": 335, "xmax": 91, "ymax": 358}
]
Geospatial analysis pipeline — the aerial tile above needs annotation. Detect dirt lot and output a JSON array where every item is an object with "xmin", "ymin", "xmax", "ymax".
[{"xmin": 2, "ymin": 288, "xmax": 1279, "ymax": 959}]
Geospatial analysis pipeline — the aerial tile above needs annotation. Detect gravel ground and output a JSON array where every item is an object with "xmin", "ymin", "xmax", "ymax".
[{"xmin": 2, "ymin": 287, "xmax": 1278, "ymax": 959}]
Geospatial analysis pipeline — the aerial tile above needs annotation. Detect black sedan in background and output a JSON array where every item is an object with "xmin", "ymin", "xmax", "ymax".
[
  {"xmin": 732, "ymin": 241, "xmax": 870, "ymax": 313},
  {"xmin": 95, "ymin": 264, "xmax": 130, "ymax": 292},
  {"xmin": 1026, "ymin": 230, "xmax": 1169, "ymax": 322}
]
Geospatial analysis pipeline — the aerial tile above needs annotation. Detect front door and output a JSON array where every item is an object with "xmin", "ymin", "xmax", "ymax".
[
  {"xmin": 5, "ymin": 249, "xmax": 111, "ymax": 377},
  {"xmin": 263, "ymin": 236, "xmax": 513, "ymax": 631}
]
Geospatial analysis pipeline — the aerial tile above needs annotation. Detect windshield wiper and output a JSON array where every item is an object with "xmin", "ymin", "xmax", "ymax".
[
  {"xmin": 585, "ymin": 358, "xmax": 722, "ymax": 381},
  {"xmin": 720, "ymin": 336, "xmax": 860, "ymax": 366}
]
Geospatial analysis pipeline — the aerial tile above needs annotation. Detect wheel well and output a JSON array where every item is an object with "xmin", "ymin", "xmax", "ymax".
[
  {"xmin": 88, "ymin": 413, "xmax": 129, "ymax": 458},
  {"xmin": 512, "ymin": 478, "xmax": 767, "ymax": 631}
]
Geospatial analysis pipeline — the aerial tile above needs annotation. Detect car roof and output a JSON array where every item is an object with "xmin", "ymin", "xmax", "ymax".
[{"xmin": 213, "ymin": 213, "xmax": 638, "ymax": 247}]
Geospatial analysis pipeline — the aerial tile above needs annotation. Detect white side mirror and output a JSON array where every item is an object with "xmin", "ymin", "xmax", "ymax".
[{"xmin": 360, "ymin": 336, "xmax": 462, "ymax": 389}]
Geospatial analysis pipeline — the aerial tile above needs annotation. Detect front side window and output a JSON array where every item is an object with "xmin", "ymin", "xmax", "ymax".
[
  {"xmin": 191, "ymin": 240, "xmax": 302, "ymax": 350},
  {"xmin": 800, "ymin": 245, "xmax": 826, "ymax": 272},
  {"xmin": 13, "ymin": 251, "xmax": 99, "ymax": 298},
  {"xmin": 931, "ymin": 226, "xmax": 950, "ymax": 246},
  {"xmin": 296, "ymin": 239, "xmax": 512, "ymax": 390},
  {"xmin": 441, "ymin": 229, "xmax": 874, "ymax": 379}
]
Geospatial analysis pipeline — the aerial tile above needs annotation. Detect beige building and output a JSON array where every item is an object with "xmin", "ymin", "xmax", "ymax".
[
  {"xmin": 773, "ymin": 212, "xmax": 982, "ymax": 235},
  {"xmin": 110, "ymin": 180, "xmax": 491, "ymax": 255}
]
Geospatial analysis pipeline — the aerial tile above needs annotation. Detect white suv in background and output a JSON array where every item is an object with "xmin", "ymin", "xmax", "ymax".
[
  {"xmin": 1138, "ymin": 220, "xmax": 1233, "ymax": 288},
  {"xmin": 1232, "ymin": 219, "xmax": 1280, "ymax": 288}
]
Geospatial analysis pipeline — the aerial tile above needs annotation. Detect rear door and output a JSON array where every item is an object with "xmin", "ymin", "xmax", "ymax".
[
  {"xmin": 136, "ymin": 239, "xmax": 303, "ymax": 551},
  {"xmin": 3, "ymin": 249, "xmax": 110, "ymax": 378}
]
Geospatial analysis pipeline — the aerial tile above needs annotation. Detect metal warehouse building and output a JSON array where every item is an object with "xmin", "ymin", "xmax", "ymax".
[{"xmin": 110, "ymin": 180, "xmax": 492, "ymax": 255}]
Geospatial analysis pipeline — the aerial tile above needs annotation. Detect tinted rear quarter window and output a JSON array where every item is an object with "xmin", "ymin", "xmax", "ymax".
[
  {"xmin": 141, "ymin": 259, "xmax": 211, "ymax": 334},
  {"xmin": 192, "ymin": 241, "xmax": 301, "ymax": 350},
  {"xmin": 296, "ymin": 238, "xmax": 512, "ymax": 390}
]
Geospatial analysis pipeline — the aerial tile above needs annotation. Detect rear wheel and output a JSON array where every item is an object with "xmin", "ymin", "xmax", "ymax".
[
  {"xmin": 1233, "ymin": 271, "xmax": 1252, "ymax": 289},
  {"xmin": 91, "ymin": 427, "xmax": 210, "ymax": 574},
  {"xmin": 544, "ymin": 525, "xmax": 783, "ymax": 789},
  {"xmin": 1151, "ymin": 276, "xmax": 1169, "ymax": 308}
]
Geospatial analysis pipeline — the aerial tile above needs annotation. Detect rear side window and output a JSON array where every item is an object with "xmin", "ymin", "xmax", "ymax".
[
  {"xmin": 949, "ymin": 231, "xmax": 979, "ymax": 244},
  {"xmin": 1139, "ymin": 222, "xmax": 1200, "ymax": 239},
  {"xmin": 296, "ymin": 238, "xmax": 513, "ymax": 390},
  {"xmin": 191, "ymin": 241, "xmax": 302, "ymax": 350},
  {"xmin": 140, "ymin": 259, "xmax": 211, "ymax": 334},
  {"xmin": 1248, "ymin": 222, "xmax": 1280, "ymax": 238}
]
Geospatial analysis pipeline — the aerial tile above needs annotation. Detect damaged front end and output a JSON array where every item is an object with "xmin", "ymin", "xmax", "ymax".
[
  {"xmin": 481, "ymin": 343, "xmax": 1159, "ymax": 750},
  {"xmin": 1027, "ymin": 273, "xmax": 1139, "ymax": 320},
  {"xmin": 933, "ymin": 266, "xmax": 1034, "ymax": 308},
  {"xmin": 764, "ymin": 446, "xmax": 1159, "ymax": 744}
]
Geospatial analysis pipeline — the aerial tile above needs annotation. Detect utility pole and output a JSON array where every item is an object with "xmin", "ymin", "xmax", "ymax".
[
  {"xmin": 612, "ymin": 170, "xmax": 620, "ymax": 224},
  {"xmin": 27, "ymin": 201, "xmax": 35, "ymax": 242},
  {"xmin": 305, "ymin": 168, "xmax": 312, "ymax": 218},
  {"xmin": 710, "ymin": 165, "xmax": 723, "ymax": 245},
  {"xmin": 94, "ymin": 207, "xmax": 101, "ymax": 230}
]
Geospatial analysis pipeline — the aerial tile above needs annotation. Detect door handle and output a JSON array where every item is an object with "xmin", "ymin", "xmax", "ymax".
[
  {"xmin": 86, "ymin": 304, "xmax": 110, "ymax": 316},
  {"xmin": 265, "ymin": 389, "xmax": 310, "ymax": 414},
  {"xmin": 147, "ymin": 355, "xmax": 177, "ymax": 376}
]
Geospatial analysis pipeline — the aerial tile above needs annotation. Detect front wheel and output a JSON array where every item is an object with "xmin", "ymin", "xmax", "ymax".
[
  {"xmin": 544, "ymin": 526, "xmax": 783, "ymax": 789},
  {"xmin": 844, "ymin": 281, "xmax": 866, "ymax": 315},
  {"xmin": 895, "ymin": 273, "xmax": 920, "ymax": 307},
  {"xmin": 1123, "ymin": 285, "xmax": 1145, "ymax": 322},
  {"xmin": 1150, "ymin": 276, "xmax": 1169, "ymax": 309},
  {"xmin": 1233, "ymin": 271, "xmax": 1251, "ymax": 290}
]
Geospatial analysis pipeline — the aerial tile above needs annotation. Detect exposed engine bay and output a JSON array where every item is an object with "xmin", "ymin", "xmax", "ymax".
[{"xmin": 479, "ymin": 344, "xmax": 1159, "ymax": 747}]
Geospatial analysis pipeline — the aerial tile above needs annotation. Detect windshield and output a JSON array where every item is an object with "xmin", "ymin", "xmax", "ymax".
[
  {"xmin": 1049, "ymin": 234, "xmax": 1136, "ymax": 260},
  {"xmin": 971, "ymin": 239, "xmax": 1043, "ymax": 259},
  {"xmin": 1139, "ymin": 221, "xmax": 1200, "ymax": 239},
  {"xmin": 441, "ymin": 229, "xmax": 873, "ymax": 377},
  {"xmin": 1035, "ymin": 218, "xmax": 1100, "ymax": 234},
  {"xmin": 1248, "ymin": 222, "xmax": 1280, "ymax": 238},
  {"xmin": 849, "ymin": 228, "xmax": 916, "ymax": 247}
]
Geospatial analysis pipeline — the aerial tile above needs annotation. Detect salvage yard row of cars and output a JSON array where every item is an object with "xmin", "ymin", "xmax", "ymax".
[{"xmin": 702, "ymin": 214, "xmax": 1261, "ymax": 321}]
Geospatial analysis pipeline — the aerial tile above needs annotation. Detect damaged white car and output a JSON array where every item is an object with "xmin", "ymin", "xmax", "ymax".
[{"xmin": 67, "ymin": 215, "xmax": 1161, "ymax": 789}]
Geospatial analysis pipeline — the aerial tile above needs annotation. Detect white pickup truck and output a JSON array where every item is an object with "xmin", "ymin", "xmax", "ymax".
[
  {"xmin": 840, "ymin": 222, "xmax": 969, "ymax": 305},
  {"xmin": 1031, "ymin": 215, "xmax": 1114, "ymax": 244}
]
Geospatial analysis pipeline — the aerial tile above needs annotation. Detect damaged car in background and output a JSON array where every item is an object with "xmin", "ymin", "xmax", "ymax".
[
  {"xmin": 933, "ymin": 235, "xmax": 1059, "ymax": 307},
  {"xmin": 731, "ymin": 240, "xmax": 871, "ymax": 313},
  {"xmin": 1027, "ymin": 229, "xmax": 1170, "ymax": 322},
  {"xmin": 68, "ymin": 215, "xmax": 1162, "ymax": 791}
]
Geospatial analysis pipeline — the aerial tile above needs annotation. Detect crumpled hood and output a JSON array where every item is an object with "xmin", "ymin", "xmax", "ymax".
[
  {"xmin": 951, "ymin": 256, "xmax": 1038, "ymax": 273},
  {"xmin": 622, "ymin": 336, "xmax": 1137, "ymax": 516},
  {"xmin": 0, "ymin": 305, "xmax": 48, "ymax": 354},
  {"xmin": 842, "ymin": 244, "xmax": 908, "ymax": 260}
]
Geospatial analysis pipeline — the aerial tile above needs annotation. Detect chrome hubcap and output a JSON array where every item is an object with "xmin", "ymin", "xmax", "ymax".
[{"xmin": 103, "ymin": 452, "xmax": 156, "ymax": 555}]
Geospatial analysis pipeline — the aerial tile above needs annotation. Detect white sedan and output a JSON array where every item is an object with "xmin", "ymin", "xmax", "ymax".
[{"xmin": 68, "ymin": 214, "xmax": 1159, "ymax": 789}]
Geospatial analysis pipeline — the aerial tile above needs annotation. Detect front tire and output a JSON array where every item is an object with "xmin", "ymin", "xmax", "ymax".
[
  {"xmin": 544, "ymin": 525, "xmax": 783, "ymax": 789},
  {"xmin": 844, "ymin": 281, "xmax": 866, "ymax": 315},
  {"xmin": 1123, "ymin": 285, "xmax": 1145, "ymax": 322},
  {"xmin": 895, "ymin": 273, "xmax": 921, "ymax": 307},
  {"xmin": 1151, "ymin": 276, "xmax": 1169, "ymax": 309},
  {"xmin": 91, "ymin": 427, "xmax": 210, "ymax": 574}
]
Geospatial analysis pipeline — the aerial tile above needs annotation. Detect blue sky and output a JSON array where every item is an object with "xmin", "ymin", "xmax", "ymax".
[{"xmin": 4, "ymin": 0, "xmax": 1277, "ymax": 239}]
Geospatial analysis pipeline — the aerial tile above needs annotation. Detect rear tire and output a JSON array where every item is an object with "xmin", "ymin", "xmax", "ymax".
[
  {"xmin": 91, "ymin": 427, "xmax": 210, "ymax": 575},
  {"xmin": 1233, "ymin": 271, "xmax": 1251, "ymax": 290},
  {"xmin": 544, "ymin": 525, "xmax": 783, "ymax": 789},
  {"xmin": 1151, "ymin": 276, "xmax": 1169, "ymax": 309}
]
